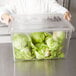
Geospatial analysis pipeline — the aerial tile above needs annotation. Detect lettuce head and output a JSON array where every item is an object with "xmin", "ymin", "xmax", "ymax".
[
  {"xmin": 12, "ymin": 33, "xmax": 28, "ymax": 50},
  {"xmin": 30, "ymin": 32, "xmax": 45, "ymax": 43},
  {"xmin": 53, "ymin": 31, "xmax": 65, "ymax": 43}
]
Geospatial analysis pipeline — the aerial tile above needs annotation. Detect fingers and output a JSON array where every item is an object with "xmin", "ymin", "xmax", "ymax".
[
  {"xmin": 64, "ymin": 12, "xmax": 72, "ymax": 21},
  {"xmin": 1, "ymin": 13, "xmax": 13, "ymax": 25},
  {"xmin": 6, "ymin": 15, "xmax": 13, "ymax": 25}
]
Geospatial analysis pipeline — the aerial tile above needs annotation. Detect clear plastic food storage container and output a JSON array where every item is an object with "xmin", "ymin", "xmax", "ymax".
[{"xmin": 10, "ymin": 14, "xmax": 74, "ymax": 61}]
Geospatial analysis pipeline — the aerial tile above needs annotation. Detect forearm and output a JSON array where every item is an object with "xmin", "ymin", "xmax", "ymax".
[
  {"xmin": 0, "ymin": 0, "xmax": 16, "ymax": 18},
  {"xmin": 0, "ymin": 4, "xmax": 16, "ymax": 23},
  {"xmin": 0, "ymin": 1, "xmax": 16, "ymax": 25},
  {"xmin": 0, "ymin": 6, "xmax": 10, "ymax": 19}
]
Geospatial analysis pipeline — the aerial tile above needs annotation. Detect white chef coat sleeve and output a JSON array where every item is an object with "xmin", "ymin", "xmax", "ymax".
[
  {"xmin": 0, "ymin": 0, "xmax": 16, "ymax": 21},
  {"xmin": 49, "ymin": 0, "xmax": 68, "ymax": 14}
]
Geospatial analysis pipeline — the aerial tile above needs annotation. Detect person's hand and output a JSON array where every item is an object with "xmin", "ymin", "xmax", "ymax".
[
  {"xmin": 64, "ymin": 11, "xmax": 71, "ymax": 21},
  {"xmin": 1, "ymin": 13, "xmax": 13, "ymax": 25}
]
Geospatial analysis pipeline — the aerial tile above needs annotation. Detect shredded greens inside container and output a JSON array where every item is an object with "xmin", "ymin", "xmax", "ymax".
[{"xmin": 12, "ymin": 31, "xmax": 65, "ymax": 60}]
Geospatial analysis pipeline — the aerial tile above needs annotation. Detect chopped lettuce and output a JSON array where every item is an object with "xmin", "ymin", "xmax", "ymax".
[{"xmin": 12, "ymin": 31, "xmax": 65, "ymax": 60}]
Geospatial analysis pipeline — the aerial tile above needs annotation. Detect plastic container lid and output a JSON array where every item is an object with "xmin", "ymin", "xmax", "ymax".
[{"xmin": 10, "ymin": 14, "xmax": 75, "ymax": 33}]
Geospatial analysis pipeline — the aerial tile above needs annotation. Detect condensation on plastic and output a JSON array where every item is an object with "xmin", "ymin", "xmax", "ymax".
[{"xmin": 10, "ymin": 14, "xmax": 74, "ymax": 33}]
